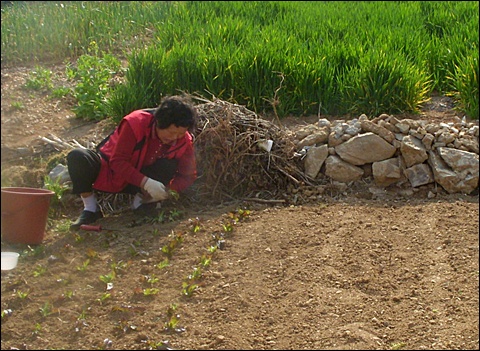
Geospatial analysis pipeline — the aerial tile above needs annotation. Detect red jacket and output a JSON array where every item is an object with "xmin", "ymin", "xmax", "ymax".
[{"xmin": 92, "ymin": 109, "xmax": 197, "ymax": 193}]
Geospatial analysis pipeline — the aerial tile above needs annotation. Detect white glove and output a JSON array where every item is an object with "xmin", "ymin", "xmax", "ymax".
[{"xmin": 143, "ymin": 178, "xmax": 169, "ymax": 201}]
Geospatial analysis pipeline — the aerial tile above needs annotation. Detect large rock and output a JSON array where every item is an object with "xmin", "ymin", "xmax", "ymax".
[
  {"xmin": 372, "ymin": 157, "xmax": 402, "ymax": 187},
  {"xmin": 428, "ymin": 148, "xmax": 479, "ymax": 194},
  {"xmin": 297, "ymin": 127, "xmax": 330, "ymax": 149},
  {"xmin": 324, "ymin": 155, "xmax": 364, "ymax": 182},
  {"xmin": 304, "ymin": 145, "xmax": 329, "ymax": 179},
  {"xmin": 335, "ymin": 132, "xmax": 396, "ymax": 166},
  {"xmin": 400, "ymin": 135, "xmax": 428, "ymax": 167},
  {"xmin": 404, "ymin": 163, "xmax": 435, "ymax": 187}
]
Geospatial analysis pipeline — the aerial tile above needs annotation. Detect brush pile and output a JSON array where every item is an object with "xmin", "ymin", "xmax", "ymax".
[{"xmin": 192, "ymin": 98, "xmax": 310, "ymax": 202}]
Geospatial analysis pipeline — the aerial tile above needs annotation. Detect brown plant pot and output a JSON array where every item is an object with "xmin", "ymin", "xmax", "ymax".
[{"xmin": 1, "ymin": 187, "xmax": 55, "ymax": 245}]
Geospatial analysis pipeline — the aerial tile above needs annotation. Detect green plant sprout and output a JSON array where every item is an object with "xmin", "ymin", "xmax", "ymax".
[
  {"xmin": 43, "ymin": 175, "xmax": 69, "ymax": 217},
  {"xmin": 1, "ymin": 309, "xmax": 13, "ymax": 319},
  {"xmin": 51, "ymin": 86, "xmax": 71, "ymax": 98},
  {"xmin": 168, "ymin": 209, "xmax": 183, "ymax": 221},
  {"xmin": 188, "ymin": 267, "xmax": 202, "ymax": 280},
  {"xmin": 181, "ymin": 282, "xmax": 198, "ymax": 297},
  {"xmin": 207, "ymin": 245, "xmax": 218, "ymax": 254},
  {"xmin": 391, "ymin": 342, "xmax": 406, "ymax": 350},
  {"xmin": 62, "ymin": 290, "xmax": 74, "ymax": 299},
  {"xmin": 77, "ymin": 259, "xmax": 90, "ymax": 273},
  {"xmin": 25, "ymin": 65, "xmax": 53, "ymax": 91},
  {"xmin": 110, "ymin": 260, "xmax": 127, "ymax": 276},
  {"xmin": 73, "ymin": 232, "xmax": 85, "ymax": 243},
  {"xmin": 128, "ymin": 244, "xmax": 139, "ymax": 257},
  {"xmin": 55, "ymin": 219, "xmax": 71, "ymax": 233},
  {"xmin": 26, "ymin": 245, "xmax": 45, "ymax": 257},
  {"xmin": 164, "ymin": 303, "xmax": 179, "ymax": 331},
  {"xmin": 99, "ymin": 272, "xmax": 115, "ymax": 284},
  {"xmin": 161, "ymin": 242, "xmax": 176, "ymax": 259},
  {"xmin": 189, "ymin": 217, "xmax": 203, "ymax": 233},
  {"xmin": 33, "ymin": 265, "xmax": 47, "ymax": 277},
  {"xmin": 16, "ymin": 290, "xmax": 29, "ymax": 299},
  {"xmin": 222, "ymin": 221, "xmax": 234, "ymax": 233},
  {"xmin": 10, "ymin": 101, "xmax": 24, "ymax": 110},
  {"xmin": 146, "ymin": 274, "xmax": 159, "ymax": 285},
  {"xmin": 161, "ymin": 231, "xmax": 184, "ymax": 258},
  {"xmin": 199, "ymin": 254, "xmax": 212, "ymax": 267},
  {"xmin": 143, "ymin": 288, "xmax": 159, "ymax": 296},
  {"xmin": 156, "ymin": 259, "xmax": 170, "ymax": 269},
  {"xmin": 77, "ymin": 308, "xmax": 88, "ymax": 320},
  {"xmin": 32, "ymin": 323, "xmax": 42, "ymax": 336},
  {"xmin": 168, "ymin": 189, "xmax": 180, "ymax": 200},
  {"xmin": 39, "ymin": 302, "xmax": 53, "ymax": 317},
  {"xmin": 97, "ymin": 292, "xmax": 112, "ymax": 305},
  {"xmin": 152, "ymin": 211, "xmax": 166, "ymax": 223}
]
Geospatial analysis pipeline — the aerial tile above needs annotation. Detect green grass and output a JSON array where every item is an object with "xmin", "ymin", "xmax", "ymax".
[{"xmin": 2, "ymin": 1, "xmax": 478, "ymax": 119}]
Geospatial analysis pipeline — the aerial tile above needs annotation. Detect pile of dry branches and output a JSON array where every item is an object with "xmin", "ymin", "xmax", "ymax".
[{"xmin": 192, "ymin": 98, "xmax": 310, "ymax": 202}]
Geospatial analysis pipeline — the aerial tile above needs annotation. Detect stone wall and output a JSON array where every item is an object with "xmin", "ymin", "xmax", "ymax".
[{"xmin": 293, "ymin": 114, "xmax": 479, "ymax": 195}]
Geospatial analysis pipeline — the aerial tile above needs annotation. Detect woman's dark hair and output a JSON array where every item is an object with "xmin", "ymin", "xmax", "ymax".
[{"xmin": 154, "ymin": 95, "xmax": 197, "ymax": 130}]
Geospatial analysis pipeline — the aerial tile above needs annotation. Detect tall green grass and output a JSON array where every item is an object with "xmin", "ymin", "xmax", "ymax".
[{"xmin": 2, "ymin": 1, "xmax": 478, "ymax": 119}]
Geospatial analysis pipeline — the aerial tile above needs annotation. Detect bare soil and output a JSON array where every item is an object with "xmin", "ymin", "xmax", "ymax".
[{"xmin": 1, "ymin": 64, "xmax": 479, "ymax": 350}]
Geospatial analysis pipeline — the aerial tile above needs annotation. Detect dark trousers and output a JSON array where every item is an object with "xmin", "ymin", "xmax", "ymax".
[{"xmin": 66, "ymin": 148, "xmax": 178, "ymax": 195}]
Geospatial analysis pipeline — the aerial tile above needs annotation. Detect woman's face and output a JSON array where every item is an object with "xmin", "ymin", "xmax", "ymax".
[{"xmin": 156, "ymin": 124, "xmax": 188, "ymax": 145}]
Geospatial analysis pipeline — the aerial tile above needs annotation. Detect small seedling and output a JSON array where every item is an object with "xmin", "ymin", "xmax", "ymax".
[
  {"xmin": 32, "ymin": 323, "xmax": 42, "ymax": 336},
  {"xmin": 77, "ymin": 259, "xmax": 90, "ymax": 273},
  {"xmin": 168, "ymin": 209, "xmax": 183, "ymax": 221},
  {"xmin": 51, "ymin": 86, "xmax": 71, "ymax": 98},
  {"xmin": 222, "ymin": 221, "xmax": 234, "ymax": 233},
  {"xmin": 77, "ymin": 308, "xmax": 88, "ymax": 320},
  {"xmin": 146, "ymin": 274, "xmax": 159, "ymax": 285},
  {"xmin": 62, "ymin": 290, "xmax": 74, "ymax": 299},
  {"xmin": 189, "ymin": 217, "xmax": 203, "ymax": 233},
  {"xmin": 128, "ymin": 244, "xmax": 139, "ymax": 257},
  {"xmin": 73, "ymin": 233, "xmax": 85, "ymax": 243},
  {"xmin": 39, "ymin": 302, "xmax": 53, "ymax": 317},
  {"xmin": 168, "ymin": 189, "xmax": 180, "ymax": 200},
  {"xmin": 99, "ymin": 272, "xmax": 115, "ymax": 284},
  {"xmin": 10, "ymin": 101, "xmax": 24, "ymax": 110},
  {"xmin": 155, "ymin": 259, "xmax": 170, "ymax": 270},
  {"xmin": 199, "ymin": 254, "xmax": 212, "ymax": 267},
  {"xmin": 16, "ymin": 290, "xmax": 29, "ymax": 299},
  {"xmin": 55, "ymin": 219, "xmax": 71, "ymax": 233},
  {"xmin": 1, "ymin": 309, "xmax": 13, "ymax": 319},
  {"xmin": 143, "ymin": 288, "xmax": 160, "ymax": 296},
  {"xmin": 391, "ymin": 342, "xmax": 406, "ymax": 350},
  {"xmin": 152, "ymin": 211, "xmax": 166, "ymax": 223},
  {"xmin": 110, "ymin": 260, "xmax": 127, "ymax": 276},
  {"xmin": 27, "ymin": 245, "xmax": 45, "ymax": 257},
  {"xmin": 181, "ymin": 282, "xmax": 198, "ymax": 297},
  {"xmin": 33, "ymin": 265, "xmax": 47, "ymax": 277},
  {"xmin": 164, "ymin": 303, "xmax": 179, "ymax": 331},
  {"xmin": 44, "ymin": 175, "xmax": 69, "ymax": 217},
  {"xmin": 188, "ymin": 267, "xmax": 202, "ymax": 280},
  {"xmin": 25, "ymin": 65, "xmax": 53, "ymax": 91},
  {"xmin": 207, "ymin": 245, "xmax": 218, "ymax": 254},
  {"xmin": 97, "ymin": 292, "xmax": 112, "ymax": 305},
  {"xmin": 161, "ymin": 233, "xmax": 183, "ymax": 259}
]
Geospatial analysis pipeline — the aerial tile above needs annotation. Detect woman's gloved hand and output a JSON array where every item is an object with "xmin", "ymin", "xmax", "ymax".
[{"xmin": 143, "ymin": 178, "xmax": 169, "ymax": 201}]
